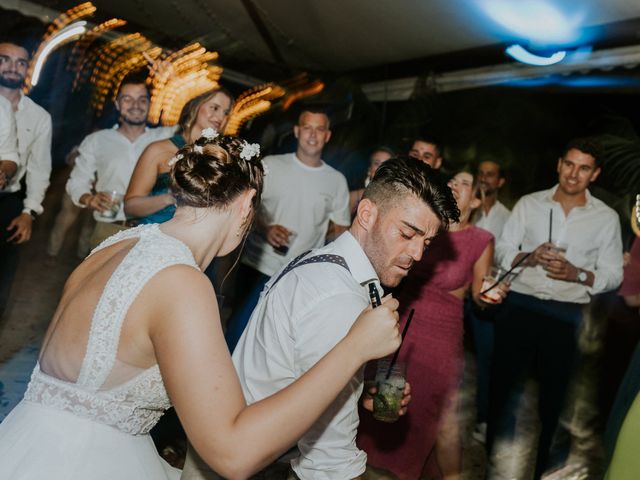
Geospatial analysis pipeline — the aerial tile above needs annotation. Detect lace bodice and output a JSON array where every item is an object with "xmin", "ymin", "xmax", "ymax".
[{"xmin": 25, "ymin": 224, "xmax": 199, "ymax": 435}]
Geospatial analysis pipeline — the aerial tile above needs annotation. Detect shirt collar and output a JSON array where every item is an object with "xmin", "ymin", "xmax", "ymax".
[
  {"xmin": 113, "ymin": 123, "xmax": 151, "ymax": 132},
  {"xmin": 545, "ymin": 184, "xmax": 595, "ymax": 209},
  {"xmin": 330, "ymin": 231, "xmax": 383, "ymax": 295}
]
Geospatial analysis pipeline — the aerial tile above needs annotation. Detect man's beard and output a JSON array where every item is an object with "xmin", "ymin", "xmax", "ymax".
[
  {"xmin": 480, "ymin": 185, "xmax": 496, "ymax": 196},
  {"xmin": 120, "ymin": 113, "xmax": 147, "ymax": 126},
  {"xmin": 0, "ymin": 75, "xmax": 24, "ymax": 89}
]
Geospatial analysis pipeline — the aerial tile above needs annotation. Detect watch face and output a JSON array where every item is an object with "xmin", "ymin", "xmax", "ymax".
[{"xmin": 578, "ymin": 271, "xmax": 587, "ymax": 282}]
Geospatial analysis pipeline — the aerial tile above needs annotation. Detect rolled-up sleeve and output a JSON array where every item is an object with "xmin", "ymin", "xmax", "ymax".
[
  {"xmin": 66, "ymin": 135, "xmax": 97, "ymax": 207},
  {"xmin": 22, "ymin": 114, "xmax": 52, "ymax": 214},
  {"xmin": 589, "ymin": 212, "xmax": 623, "ymax": 295}
]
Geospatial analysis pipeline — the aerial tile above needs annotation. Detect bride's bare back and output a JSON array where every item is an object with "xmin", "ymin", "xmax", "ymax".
[{"xmin": 38, "ymin": 232, "xmax": 187, "ymax": 389}]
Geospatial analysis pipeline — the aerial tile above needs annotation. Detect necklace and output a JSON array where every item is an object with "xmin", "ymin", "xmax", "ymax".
[{"xmin": 636, "ymin": 194, "xmax": 640, "ymax": 224}]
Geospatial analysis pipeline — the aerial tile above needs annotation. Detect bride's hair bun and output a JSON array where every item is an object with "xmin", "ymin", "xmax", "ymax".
[{"xmin": 170, "ymin": 134, "xmax": 264, "ymax": 210}]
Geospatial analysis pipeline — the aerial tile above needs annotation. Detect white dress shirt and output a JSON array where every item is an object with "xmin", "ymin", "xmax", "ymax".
[
  {"xmin": 496, "ymin": 185, "xmax": 623, "ymax": 303},
  {"xmin": 3, "ymin": 93, "xmax": 52, "ymax": 214},
  {"xmin": 0, "ymin": 96, "xmax": 18, "ymax": 169},
  {"xmin": 473, "ymin": 200, "xmax": 511, "ymax": 240},
  {"xmin": 233, "ymin": 232, "xmax": 381, "ymax": 480},
  {"xmin": 66, "ymin": 125, "xmax": 174, "ymax": 222},
  {"xmin": 242, "ymin": 152, "xmax": 351, "ymax": 276}
]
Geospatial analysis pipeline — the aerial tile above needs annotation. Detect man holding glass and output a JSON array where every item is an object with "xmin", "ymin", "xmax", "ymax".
[
  {"xmin": 66, "ymin": 72, "xmax": 174, "ymax": 249},
  {"xmin": 488, "ymin": 138, "xmax": 624, "ymax": 480},
  {"xmin": 182, "ymin": 157, "xmax": 459, "ymax": 480}
]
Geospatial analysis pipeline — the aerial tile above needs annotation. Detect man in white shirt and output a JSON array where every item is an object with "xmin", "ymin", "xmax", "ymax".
[
  {"xmin": 487, "ymin": 138, "xmax": 624, "ymax": 480},
  {"xmin": 473, "ymin": 159, "xmax": 511, "ymax": 240},
  {"xmin": 182, "ymin": 157, "xmax": 460, "ymax": 480},
  {"xmin": 0, "ymin": 39, "xmax": 52, "ymax": 315},
  {"xmin": 66, "ymin": 72, "xmax": 174, "ymax": 248},
  {"xmin": 224, "ymin": 108, "xmax": 352, "ymax": 351}
]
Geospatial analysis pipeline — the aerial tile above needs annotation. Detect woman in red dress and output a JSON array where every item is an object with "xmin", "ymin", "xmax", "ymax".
[{"xmin": 358, "ymin": 169, "xmax": 505, "ymax": 479}]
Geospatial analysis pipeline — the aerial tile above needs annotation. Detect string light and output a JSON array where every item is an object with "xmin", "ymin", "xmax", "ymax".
[
  {"xmin": 69, "ymin": 18, "xmax": 127, "ymax": 90},
  {"xmin": 25, "ymin": 2, "xmax": 96, "ymax": 90}
]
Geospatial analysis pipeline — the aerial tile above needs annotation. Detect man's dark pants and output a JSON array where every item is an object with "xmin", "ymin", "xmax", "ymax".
[
  {"xmin": 0, "ymin": 192, "xmax": 22, "ymax": 316},
  {"xmin": 487, "ymin": 291, "xmax": 583, "ymax": 479}
]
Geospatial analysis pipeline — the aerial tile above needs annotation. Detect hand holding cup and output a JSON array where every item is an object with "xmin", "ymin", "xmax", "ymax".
[
  {"xmin": 363, "ymin": 381, "xmax": 412, "ymax": 417},
  {"xmin": 479, "ymin": 266, "xmax": 511, "ymax": 305},
  {"xmin": 267, "ymin": 225, "xmax": 296, "ymax": 255}
]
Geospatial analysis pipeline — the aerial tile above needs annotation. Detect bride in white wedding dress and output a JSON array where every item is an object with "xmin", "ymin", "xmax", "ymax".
[{"xmin": 0, "ymin": 133, "xmax": 401, "ymax": 480}]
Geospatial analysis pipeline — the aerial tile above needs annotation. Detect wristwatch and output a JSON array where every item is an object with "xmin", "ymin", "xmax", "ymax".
[{"xmin": 577, "ymin": 269, "xmax": 588, "ymax": 284}]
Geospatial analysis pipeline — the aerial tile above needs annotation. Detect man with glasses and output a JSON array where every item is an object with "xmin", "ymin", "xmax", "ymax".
[{"xmin": 66, "ymin": 72, "xmax": 174, "ymax": 248}]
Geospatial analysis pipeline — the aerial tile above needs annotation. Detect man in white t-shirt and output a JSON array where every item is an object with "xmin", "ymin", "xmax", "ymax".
[{"xmin": 224, "ymin": 108, "xmax": 351, "ymax": 350}]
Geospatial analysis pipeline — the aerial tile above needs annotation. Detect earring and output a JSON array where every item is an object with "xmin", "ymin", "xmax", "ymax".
[{"xmin": 236, "ymin": 214, "xmax": 249, "ymax": 237}]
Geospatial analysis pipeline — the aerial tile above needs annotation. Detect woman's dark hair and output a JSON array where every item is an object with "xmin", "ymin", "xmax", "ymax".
[
  {"xmin": 170, "ymin": 134, "xmax": 264, "ymax": 211},
  {"xmin": 177, "ymin": 87, "xmax": 235, "ymax": 136},
  {"xmin": 363, "ymin": 155, "xmax": 460, "ymax": 230}
]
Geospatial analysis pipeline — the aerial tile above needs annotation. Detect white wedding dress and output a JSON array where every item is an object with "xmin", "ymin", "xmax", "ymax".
[{"xmin": 0, "ymin": 224, "xmax": 199, "ymax": 480}]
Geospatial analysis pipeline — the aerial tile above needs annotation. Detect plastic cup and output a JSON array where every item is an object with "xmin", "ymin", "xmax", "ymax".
[
  {"xmin": 548, "ymin": 240, "xmax": 568, "ymax": 258},
  {"xmin": 373, "ymin": 360, "xmax": 405, "ymax": 423},
  {"xmin": 273, "ymin": 230, "xmax": 297, "ymax": 256},
  {"xmin": 99, "ymin": 191, "xmax": 123, "ymax": 219},
  {"xmin": 480, "ymin": 266, "xmax": 505, "ymax": 304}
]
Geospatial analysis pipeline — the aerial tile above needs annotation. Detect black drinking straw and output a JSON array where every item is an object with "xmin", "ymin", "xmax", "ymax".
[
  {"xmin": 369, "ymin": 283, "xmax": 382, "ymax": 308},
  {"xmin": 549, "ymin": 208, "xmax": 553, "ymax": 243},
  {"xmin": 479, "ymin": 252, "xmax": 531, "ymax": 296},
  {"xmin": 385, "ymin": 308, "xmax": 415, "ymax": 379}
]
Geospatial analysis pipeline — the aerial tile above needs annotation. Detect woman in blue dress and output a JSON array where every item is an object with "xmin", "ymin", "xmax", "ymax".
[{"xmin": 125, "ymin": 87, "xmax": 234, "ymax": 224}]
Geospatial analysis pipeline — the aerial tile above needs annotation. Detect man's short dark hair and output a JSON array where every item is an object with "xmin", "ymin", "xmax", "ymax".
[
  {"xmin": 363, "ymin": 155, "xmax": 460, "ymax": 231},
  {"xmin": 116, "ymin": 71, "xmax": 150, "ymax": 98},
  {"xmin": 562, "ymin": 137, "xmax": 603, "ymax": 167},
  {"xmin": 297, "ymin": 106, "xmax": 330, "ymax": 126},
  {"xmin": 412, "ymin": 135, "xmax": 442, "ymax": 156},
  {"xmin": 477, "ymin": 157, "xmax": 506, "ymax": 179}
]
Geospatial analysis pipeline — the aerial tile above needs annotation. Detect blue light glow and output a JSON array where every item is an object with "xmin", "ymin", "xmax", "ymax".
[
  {"xmin": 506, "ymin": 44, "xmax": 566, "ymax": 66},
  {"xmin": 478, "ymin": 0, "xmax": 584, "ymax": 45}
]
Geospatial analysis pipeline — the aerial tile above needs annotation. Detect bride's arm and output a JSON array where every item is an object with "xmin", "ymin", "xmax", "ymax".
[{"xmin": 149, "ymin": 266, "xmax": 399, "ymax": 480}]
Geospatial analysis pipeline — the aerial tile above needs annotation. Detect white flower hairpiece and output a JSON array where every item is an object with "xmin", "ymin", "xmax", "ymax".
[
  {"xmin": 201, "ymin": 127, "xmax": 219, "ymax": 140},
  {"xmin": 167, "ymin": 153, "xmax": 183, "ymax": 167},
  {"xmin": 240, "ymin": 141, "xmax": 260, "ymax": 161},
  {"xmin": 193, "ymin": 145, "xmax": 203, "ymax": 154}
]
